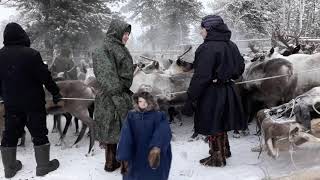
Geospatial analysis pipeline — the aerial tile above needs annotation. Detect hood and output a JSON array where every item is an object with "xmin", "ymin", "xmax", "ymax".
[
  {"xmin": 106, "ymin": 19, "xmax": 131, "ymax": 44},
  {"xmin": 3, "ymin": 22, "xmax": 31, "ymax": 47},
  {"xmin": 132, "ymin": 91, "xmax": 159, "ymax": 112},
  {"xmin": 201, "ymin": 15, "xmax": 231, "ymax": 42},
  {"xmin": 205, "ymin": 23, "xmax": 231, "ymax": 42}
]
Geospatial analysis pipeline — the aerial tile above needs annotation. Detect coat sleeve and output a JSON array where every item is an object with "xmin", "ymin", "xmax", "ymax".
[
  {"xmin": 92, "ymin": 48, "xmax": 123, "ymax": 96},
  {"xmin": 116, "ymin": 49, "xmax": 134, "ymax": 90},
  {"xmin": 187, "ymin": 45, "xmax": 215, "ymax": 101},
  {"xmin": 117, "ymin": 113, "xmax": 135, "ymax": 161},
  {"xmin": 231, "ymin": 44, "xmax": 245, "ymax": 80},
  {"xmin": 0, "ymin": 80, "xmax": 2, "ymax": 98},
  {"xmin": 32, "ymin": 52, "xmax": 60, "ymax": 96},
  {"xmin": 149, "ymin": 112, "xmax": 172, "ymax": 152}
]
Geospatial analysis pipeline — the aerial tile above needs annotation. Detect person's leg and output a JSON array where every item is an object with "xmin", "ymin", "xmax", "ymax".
[
  {"xmin": 199, "ymin": 135, "xmax": 215, "ymax": 164},
  {"xmin": 104, "ymin": 144, "xmax": 120, "ymax": 172},
  {"xmin": 224, "ymin": 132, "xmax": 231, "ymax": 158},
  {"xmin": 200, "ymin": 133, "xmax": 226, "ymax": 167},
  {"xmin": 1, "ymin": 109, "xmax": 25, "ymax": 178},
  {"xmin": 26, "ymin": 110, "xmax": 59, "ymax": 176}
]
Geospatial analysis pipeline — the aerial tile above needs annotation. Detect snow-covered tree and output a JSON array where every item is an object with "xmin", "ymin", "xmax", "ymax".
[{"xmin": 123, "ymin": 0, "xmax": 202, "ymax": 50}]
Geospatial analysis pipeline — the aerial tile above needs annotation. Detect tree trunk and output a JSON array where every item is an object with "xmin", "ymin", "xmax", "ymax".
[{"xmin": 299, "ymin": 0, "xmax": 305, "ymax": 35}]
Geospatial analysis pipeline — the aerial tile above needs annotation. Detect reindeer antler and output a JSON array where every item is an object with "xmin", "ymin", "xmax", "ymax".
[{"xmin": 274, "ymin": 29, "xmax": 292, "ymax": 49}]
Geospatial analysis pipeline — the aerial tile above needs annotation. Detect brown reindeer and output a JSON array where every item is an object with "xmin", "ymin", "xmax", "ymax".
[
  {"xmin": 0, "ymin": 80, "xmax": 96, "ymax": 155},
  {"xmin": 45, "ymin": 80, "xmax": 96, "ymax": 155}
]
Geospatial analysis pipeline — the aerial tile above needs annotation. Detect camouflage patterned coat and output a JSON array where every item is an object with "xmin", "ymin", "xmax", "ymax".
[{"xmin": 93, "ymin": 19, "xmax": 134, "ymax": 144}]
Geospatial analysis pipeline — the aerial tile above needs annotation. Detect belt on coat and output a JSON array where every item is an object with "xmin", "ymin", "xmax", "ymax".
[{"xmin": 212, "ymin": 79, "xmax": 234, "ymax": 84}]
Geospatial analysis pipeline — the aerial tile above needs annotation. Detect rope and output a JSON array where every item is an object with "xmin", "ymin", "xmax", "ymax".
[
  {"xmin": 2, "ymin": 66, "xmax": 320, "ymax": 102},
  {"xmin": 153, "ymin": 67, "xmax": 320, "ymax": 97},
  {"xmin": 236, "ymin": 67, "xmax": 320, "ymax": 85},
  {"xmin": 60, "ymin": 97, "xmax": 95, "ymax": 101},
  {"xmin": 0, "ymin": 97, "xmax": 95, "ymax": 103}
]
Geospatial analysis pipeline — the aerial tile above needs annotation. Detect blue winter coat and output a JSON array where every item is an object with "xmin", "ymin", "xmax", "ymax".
[{"xmin": 117, "ymin": 110, "xmax": 172, "ymax": 180}]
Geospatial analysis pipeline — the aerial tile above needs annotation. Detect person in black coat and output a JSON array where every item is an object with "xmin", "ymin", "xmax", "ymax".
[
  {"xmin": 182, "ymin": 15, "xmax": 246, "ymax": 167},
  {"xmin": 0, "ymin": 23, "xmax": 62, "ymax": 178}
]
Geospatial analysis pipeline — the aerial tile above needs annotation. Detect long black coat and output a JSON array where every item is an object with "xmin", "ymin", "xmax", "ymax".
[
  {"xmin": 187, "ymin": 23, "xmax": 246, "ymax": 135},
  {"xmin": 0, "ymin": 23, "xmax": 60, "ymax": 111}
]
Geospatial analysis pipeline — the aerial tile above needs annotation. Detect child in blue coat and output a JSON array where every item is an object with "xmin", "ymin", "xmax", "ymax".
[{"xmin": 117, "ymin": 90, "xmax": 172, "ymax": 180}]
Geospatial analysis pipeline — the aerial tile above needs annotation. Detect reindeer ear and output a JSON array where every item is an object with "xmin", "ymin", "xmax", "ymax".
[
  {"xmin": 268, "ymin": 47, "xmax": 275, "ymax": 57},
  {"xmin": 155, "ymin": 61, "xmax": 159, "ymax": 69},
  {"xmin": 292, "ymin": 45, "xmax": 301, "ymax": 54}
]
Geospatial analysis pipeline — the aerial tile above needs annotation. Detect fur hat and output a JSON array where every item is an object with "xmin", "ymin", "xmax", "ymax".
[{"xmin": 132, "ymin": 90, "xmax": 159, "ymax": 112}]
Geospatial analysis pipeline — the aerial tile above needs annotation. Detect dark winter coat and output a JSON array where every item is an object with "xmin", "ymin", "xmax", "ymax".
[
  {"xmin": 93, "ymin": 19, "xmax": 134, "ymax": 144},
  {"xmin": 117, "ymin": 92, "xmax": 172, "ymax": 180},
  {"xmin": 50, "ymin": 53, "xmax": 78, "ymax": 80},
  {"xmin": 187, "ymin": 22, "xmax": 246, "ymax": 135},
  {"xmin": 0, "ymin": 23, "xmax": 60, "ymax": 111}
]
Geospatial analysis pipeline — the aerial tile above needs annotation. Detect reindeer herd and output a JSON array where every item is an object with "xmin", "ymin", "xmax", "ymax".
[{"xmin": 1, "ymin": 33, "xmax": 320, "ymax": 159}]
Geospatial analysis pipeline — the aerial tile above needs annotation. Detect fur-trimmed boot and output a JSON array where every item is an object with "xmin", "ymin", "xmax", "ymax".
[
  {"xmin": 34, "ymin": 144, "xmax": 59, "ymax": 176},
  {"xmin": 199, "ymin": 136, "xmax": 216, "ymax": 164},
  {"xmin": 200, "ymin": 133, "xmax": 226, "ymax": 167},
  {"xmin": 1, "ymin": 147, "xmax": 22, "ymax": 178},
  {"xmin": 104, "ymin": 144, "xmax": 120, "ymax": 172},
  {"xmin": 224, "ymin": 132, "xmax": 231, "ymax": 158}
]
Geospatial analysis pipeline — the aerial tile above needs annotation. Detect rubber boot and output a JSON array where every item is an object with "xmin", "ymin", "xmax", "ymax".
[
  {"xmin": 34, "ymin": 144, "xmax": 59, "ymax": 176},
  {"xmin": 1, "ymin": 147, "xmax": 22, "ymax": 178},
  {"xmin": 104, "ymin": 144, "xmax": 120, "ymax": 172}
]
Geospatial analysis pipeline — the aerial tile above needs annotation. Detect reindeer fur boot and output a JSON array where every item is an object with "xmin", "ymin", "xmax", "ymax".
[
  {"xmin": 200, "ymin": 133, "xmax": 226, "ymax": 167},
  {"xmin": 104, "ymin": 144, "xmax": 120, "ymax": 172},
  {"xmin": 224, "ymin": 132, "xmax": 231, "ymax": 158}
]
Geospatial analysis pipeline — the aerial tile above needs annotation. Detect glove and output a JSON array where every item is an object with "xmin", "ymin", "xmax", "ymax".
[
  {"xmin": 52, "ymin": 93, "xmax": 63, "ymax": 104},
  {"xmin": 148, "ymin": 147, "xmax": 161, "ymax": 169},
  {"xmin": 120, "ymin": 161, "xmax": 129, "ymax": 175},
  {"xmin": 182, "ymin": 99, "xmax": 194, "ymax": 117}
]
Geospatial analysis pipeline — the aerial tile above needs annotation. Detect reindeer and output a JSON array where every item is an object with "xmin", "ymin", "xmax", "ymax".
[{"xmin": 0, "ymin": 80, "xmax": 96, "ymax": 155}]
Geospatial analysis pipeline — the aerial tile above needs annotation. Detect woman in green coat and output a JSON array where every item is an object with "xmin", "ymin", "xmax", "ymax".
[{"xmin": 92, "ymin": 19, "xmax": 134, "ymax": 172}]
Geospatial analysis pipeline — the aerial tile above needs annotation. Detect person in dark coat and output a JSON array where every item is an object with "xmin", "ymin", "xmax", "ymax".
[
  {"xmin": 0, "ymin": 22, "xmax": 62, "ymax": 178},
  {"xmin": 182, "ymin": 15, "xmax": 246, "ymax": 167},
  {"xmin": 117, "ymin": 90, "xmax": 172, "ymax": 180}
]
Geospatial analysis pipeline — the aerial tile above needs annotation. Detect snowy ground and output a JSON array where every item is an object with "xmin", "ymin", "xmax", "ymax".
[{"xmin": 1, "ymin": 116, "xmax": 320, "ymax": 180}]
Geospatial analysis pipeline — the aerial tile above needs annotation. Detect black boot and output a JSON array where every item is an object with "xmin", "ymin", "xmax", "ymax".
[
  {"xmin": 1, "ymin": 147, "xmax": 22, "ymax": 178},
  {"xmin": 34, "ymin": 144, "xmax": 59, "ymax": 176},
  {"xmin": 224, "ymin": 132, "xmax": 231, "ymax": 158},
  {"xmin": 104, "ymin": 144, "xmax": 120, "ymax": 172}
]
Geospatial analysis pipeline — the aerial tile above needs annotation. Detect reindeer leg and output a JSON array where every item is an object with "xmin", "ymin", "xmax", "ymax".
[
  {"xmin": 168, "ymin": 107, "xmax": 175, "ymax": 124},
  {"xmin": 86, "ymin": 104, "xmax": 94, "ymax": 138},
  {"xmin": 74, "ymin": 117, "xmax": 80, "ymax": 135},
  {"xmin": 52, "ymin": 115, "xmax": 60, "ymax": 133},
  {"xmin": 18, "ymin": 131, "xmax": 26, "ymax": 147},
  {"xmin": 73, "ymin": 124, "xmax": 87, "ymax": 147},
  {"xmin": 56, "ymin": 113, "xmax": 72, "ymax": 147},
  {"xmin": 73, "ymin": 109, "xmax": 96, "ymax": 156},
  {"xmin": 177, "ymin": 110, "xmax": 183, "ymax": 126}
]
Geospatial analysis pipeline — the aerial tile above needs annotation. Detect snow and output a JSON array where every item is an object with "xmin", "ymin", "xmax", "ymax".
[{"xmin": 1, "ymin": 116, "xmax": 320, "ymax": 180}]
